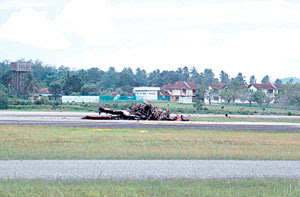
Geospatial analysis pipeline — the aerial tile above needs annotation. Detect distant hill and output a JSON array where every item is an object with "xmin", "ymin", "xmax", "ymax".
[{"xmin": 281, "ymin": 77, "xmax": 300, "ymax": 84}]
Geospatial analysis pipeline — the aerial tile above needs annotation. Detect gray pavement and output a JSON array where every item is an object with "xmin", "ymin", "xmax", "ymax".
[
  {"xmin": 1, "ymin": 111, "xmax": 300, "ymax": 131},
  {"xmin": 0, "ymin": 160, "xmax": 300, "ymax": 179}
]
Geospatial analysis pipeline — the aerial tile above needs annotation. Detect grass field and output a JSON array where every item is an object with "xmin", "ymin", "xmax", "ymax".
[
  {"xmin": 1, "ymin": 125, "xmax": 300, "ymax": 160},
  {"xmin": 6, "ymin": 100, "xmax": 300, "ymax": 116},
  {"xmin": 0, "ymin": 179, "xmax": 299, "ymax": 196},
  {"xmin": 153, "ymin": 102, "xmax": 300, "ymax": 115},
  {"xmin": 190, "ymin": 116, "xmax": 300, "ymax": 123}
]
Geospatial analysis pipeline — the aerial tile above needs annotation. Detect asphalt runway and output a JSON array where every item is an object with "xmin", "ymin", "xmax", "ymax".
[
  {"xmin": 1, "ymin": 160, "xmax": 300, "ymax": 179},
  {"xmin": 1, "ymin": 111, "xmax": 300, "ymax": 131}
]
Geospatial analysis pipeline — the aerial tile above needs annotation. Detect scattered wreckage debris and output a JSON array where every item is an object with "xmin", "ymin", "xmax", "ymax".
[{"xmin": 82, "ymin": 103, "xmax": 189, "ymax": 121}]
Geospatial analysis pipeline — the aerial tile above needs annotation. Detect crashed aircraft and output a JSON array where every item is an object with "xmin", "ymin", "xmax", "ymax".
[{"xmin": 82, "ymin": 103, "xmax": 189, "ymax": 121}]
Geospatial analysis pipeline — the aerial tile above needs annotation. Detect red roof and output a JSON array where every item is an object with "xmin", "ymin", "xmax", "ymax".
[
  {"xmin": 273, "ymin": 84, "xmax": 283, "ymax": 89},
  {"xmin": 161, "ymin": 81, "xmax": 198, "ymax": 90},
  {"xmin": 251, "ymin": 84, "xmax": 277, "ymax": 89},
  {"xmin": 38, "ymin": 88, "xmax": 49, "ymax": 93},
  {"xmin": 209, "ymin": 84, "xmax": 226, "ymax": 88},
  {"xmin": 160, "ymin": 90, "xmax": 171, "ymax": 96}
]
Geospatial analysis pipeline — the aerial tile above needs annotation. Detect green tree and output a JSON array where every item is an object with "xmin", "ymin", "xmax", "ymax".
[
  {"xmin": 252, "ymin": 90, "xmax": 266, "ymax": 107},
  {"xmin": 220, "ymin": 71, "xmax": 230, "ymax": 84},
  {"xmin": 202, "ymin": 69, "xmax": 218, "ymax": 85},
  {"xmin": 275, "ymin": 79, "xmax": 282, "ymax": 84},
  {"xmin": 195, "ymin": 86, "xmax": 206, "ymax": 102},
  {"xmin": 81, "ymin": 84, "xmax": 99, "ymax": 95},
  {"xmin": 249, "ymin": 75, "xmax": 256, "ymax": 84},
  {"xmin": 0, "ymin": 91, "xmax": 8, "ymax": 109},
  {"xmin": 63, "ymin": 73, "xmax": 84, "ymax": 95},
  {"xmin": 49, "ymin": 80, "xmax": 63, "ymax": 99},
  {"xmin": 220, "ymin": 88, "xmax": 234, "ymax": 103},
  {"xmin": 232, "ymin": 73, "xmax": 246, "ymax": 85},
  {"xmin": 261, "ymin": 75, "xmax": 270, "ymax": 84},
  {"xmin": 291, "ymin": 95, "xmax": 300, "ymax": 109},
  {"xmin": 239, "ymin": 88, "xmax": 254, "ymax": 105},
  {"xmin": 190, "ymin": 67, "xmax": 200, "ymax": 84},
  {"xmin": 193, "ymin": 100, "xmax": 204, "ymax": 111},
  {"xmin": 205, "ymin": 87, "xmax": 218, "ymax": 105},
  {"xmin": 276, "ymin": 84, "xmax": 300, "ymax": 107}
]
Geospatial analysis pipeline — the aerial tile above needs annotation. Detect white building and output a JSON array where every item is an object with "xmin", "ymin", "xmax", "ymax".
[
  {"xmin": 133, "ymin": 87, "xmax": 160, "ymax": 101},
  {"xmin": 160, "ymin": 81, "xmax": 198, "ymax": 102},
  {"xmin": 62, "ymin": 95, "xmax": 99, "ymax": 103},
  {"xmin": 248, "ymin": 83, "xmax": 282, "ymax": 103}
]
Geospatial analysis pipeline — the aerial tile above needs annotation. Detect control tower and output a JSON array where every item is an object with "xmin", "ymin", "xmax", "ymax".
[{"xmin": 10, "ymin": 61, "xmax": 33, "ymax": 93}]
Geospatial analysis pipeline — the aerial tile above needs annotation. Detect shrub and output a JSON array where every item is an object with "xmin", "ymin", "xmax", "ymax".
[{"xmin": 0, "ymin": 92, "xmax": 8, "ymax": 109}]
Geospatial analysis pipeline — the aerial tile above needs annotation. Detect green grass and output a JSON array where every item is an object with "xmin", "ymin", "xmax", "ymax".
[
  {"xmin": 0, "ymin": 179, "xmax": 299, "ymax": 197},
  {"xmin": 7, "ymin": 104, "xmax": 99, "ymax": 112},
  {"xmin": 1, "ymin": 125, "xmax": 300, "ymax": 160},
  {"xmin": 190, "ymin": 117, "xmax": 300, "ymax": 123},
  {"xmin": 5, "ymin": 101, "xmax": 300, "ymax": 116},
  {"xmin": 152, "ymin": 101, "xmax": 300, "ymax": 115}
]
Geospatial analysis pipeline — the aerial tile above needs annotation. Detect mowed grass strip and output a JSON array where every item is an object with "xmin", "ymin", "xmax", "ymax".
[
  {"xmin": 190, "ymin": 117, "xmax": 300, "ymax": 123},
  {"xmin": 0, "ymin": 125, "xmax": 300, "ymax": 160},
  {"xmin": 0, "ymin": 179, "xmax": 299, "ymax": 197}
]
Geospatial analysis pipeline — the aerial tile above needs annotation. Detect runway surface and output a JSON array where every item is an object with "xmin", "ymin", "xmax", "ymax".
[
  {"xmin": 1, "ymin": 111, "xmax": 300, "ymax": 131},
  {"xmin": 1, "ymin": 160, "xmax": 300, "ymax": 179}
]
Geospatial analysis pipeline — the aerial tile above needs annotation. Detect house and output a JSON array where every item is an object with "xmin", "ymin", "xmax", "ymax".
[
  {"xmin": 160, "ymin": 81, "xmax": 198, "ymax": 102},
  {"xmin": 133, "ymin": 87, "xmax": 160, "ymax": 101},
  {"xmin": 248, "ymin": 83, "xmax": 279, "ymax": 96},
  {"xmin": 38, "ymin": 88, "xmax": 50, "ymax": 94},
  {"xmin": 205, "ymin": 84, "xmax": 227, "ymax": 104},
  {"xmin": 248, "ymin": 83, "xmax": 282, "ymax": 103},
  {"xmin": 206, "ymin": 83, "xmax": 282, "ymax": 104}
]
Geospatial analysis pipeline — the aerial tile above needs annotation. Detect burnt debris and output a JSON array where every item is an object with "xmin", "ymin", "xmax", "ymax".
[{"xmin": 82, "ymin": 103, "xmax": 189, "ymax": 121}]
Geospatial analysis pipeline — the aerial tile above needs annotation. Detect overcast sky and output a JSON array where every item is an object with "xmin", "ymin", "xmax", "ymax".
[{"xmin": 0, "ymin": 0, "xmax": 300, "ymax": 81}]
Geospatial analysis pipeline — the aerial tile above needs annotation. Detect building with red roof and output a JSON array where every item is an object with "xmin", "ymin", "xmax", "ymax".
[
  {"xmin": 208, "ymin": 84, "xmax": 227, "ymax": 89},
  {"xmin": 38, "ymin": 88, "xmax": 50, "ymax": 94},
  {"xmin": 248, "ymin": 83, "xmax": 280, "ymax": 95},
  {"xmin": 161, "ymin": 81, "xmax": 198, "ymax": 102}
]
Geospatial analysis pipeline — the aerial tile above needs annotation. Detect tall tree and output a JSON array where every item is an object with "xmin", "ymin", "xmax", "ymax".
[
  {"xmin": 249, "ymin": 75, "xmax": 256, "ymax": 84},
  {"xmin": 220, "ymin": 71, "xmax": 230, "ymax": 84},
  {"xmin": 202, "ymin": 69, "xmax": 218, "ymax": 85},
  {"xmin": 261, "ymin": 75, "xmax": 270, "ymax": 84},
  {"xmin": 274, "ymin": 79, "xmax": 282, "ymax": 84},
  {"xmin": 135, "ymin": 68, "xmax": 147, "ymax": 87},
  {"xmin": 182, "ymin": 66, "xmax": 190, "ymax": 81},
  {"xmin": 190, "ymin": 67, "xmax": 200, "ymax": 84},
  {"xmin": 232, "ymin": 73, "xmax": 246, "ymax": 85},
  {"xmin": 205, "ymin": 87, "xmax": 219, "ymax": 105},
  {"xmin": 252, "ymin": 90, "xmax": 266, "ymax": 107},
  {"xmin": 63, "ymin": 73, "xmax": 84, "ymax": 95}
]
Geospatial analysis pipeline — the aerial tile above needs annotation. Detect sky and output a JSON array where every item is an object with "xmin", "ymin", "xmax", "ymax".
[{"xmin": 0, "ymin": 0, "xmax": 300, "ymax": 82}]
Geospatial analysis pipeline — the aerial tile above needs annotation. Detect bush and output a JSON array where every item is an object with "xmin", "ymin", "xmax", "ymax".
[
  {"xmin": 0, "ymin": 92, "xmax": 8, "ymax": 109},
  {"xmin": 193, "ymin": 101, "xmax": 204, "ymax": 111},
  {"xmin": 34, "ymin": 97, "xmax": 52, "ymax": 105}
]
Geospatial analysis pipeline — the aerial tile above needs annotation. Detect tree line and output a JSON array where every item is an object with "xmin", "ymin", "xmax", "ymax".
[
  {"xmin": 0, "ymin": 59, "xmax": 299, "ymax": 109},
  {"xmin": 0, "ymin": 59, "xmax": 283, "ymax": 95}
]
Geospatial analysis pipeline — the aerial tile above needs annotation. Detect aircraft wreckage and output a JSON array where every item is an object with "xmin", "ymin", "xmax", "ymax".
[{"xmin": 82, "ymin": 103, "xmax": 189, "ymax": 121}]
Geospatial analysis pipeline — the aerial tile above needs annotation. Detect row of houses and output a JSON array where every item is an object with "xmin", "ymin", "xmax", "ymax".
[
  {"xmin": 133, "ymin": 82, "xmax": 283, "ymax": 104},
  {"xmin": 31, "ymin": 81, "xmax": 283, "ymax": 104},
  {"xmin": 208, "ymin": 83, "xmax": 282, "ymax": 104}
]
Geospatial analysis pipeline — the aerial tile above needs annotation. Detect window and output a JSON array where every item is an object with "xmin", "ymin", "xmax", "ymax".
[{"xmin": 214, "ymin": 96, "xmax": 219, "ymax": 101}]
